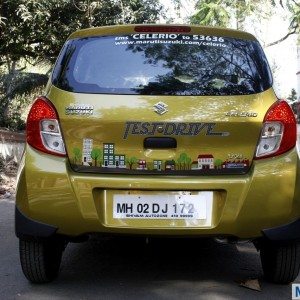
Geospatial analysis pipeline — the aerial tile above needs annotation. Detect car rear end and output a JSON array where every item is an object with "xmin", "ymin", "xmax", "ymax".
[{"xmin": 16, "ymin": 24, "xmax": 300, "ymax": 284}]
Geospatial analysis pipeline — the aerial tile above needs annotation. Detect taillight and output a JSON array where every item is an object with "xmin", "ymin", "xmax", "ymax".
[
  {"xmin": 255, "ymin": 100, "xmax": 296, "ymax": 159},
  {"xmin": 27, "ymin": 97, "xmax": 66, "ymax": 157}
]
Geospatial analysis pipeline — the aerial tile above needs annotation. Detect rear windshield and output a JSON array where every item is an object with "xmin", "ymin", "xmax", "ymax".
[{"xmin": 52, "ymin": 34, "xmax": 272, "ymax": 96}]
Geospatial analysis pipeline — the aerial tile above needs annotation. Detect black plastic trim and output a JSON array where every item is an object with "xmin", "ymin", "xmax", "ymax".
[
  {"xmin": 71, "ymin": 164, "xmax": 250, "ymax": 175},
  {"xmin": 262, "ymin": 218, "xmax": 300, "ymax": 242},
  {"xmin": 15, "ymin": 206, "xmax": 58, "ymax": 240},
  {"xmin": 144, "ymin": 137, "xmax": 177, "ymax": 149}
]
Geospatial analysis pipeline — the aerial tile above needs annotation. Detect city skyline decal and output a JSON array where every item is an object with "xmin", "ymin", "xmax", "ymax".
[{"xmin": 71, "ymin": 138, "xmax": 250, "ymax": 173}]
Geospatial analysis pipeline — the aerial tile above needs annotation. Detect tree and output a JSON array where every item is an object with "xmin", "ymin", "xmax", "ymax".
[
  {"xmin": 214, "ymin": 158, "xmax": 223, "ymax": 169},
  {"xmin": 0, "ymin": 72, "xmax": 48, "ymax": 128},
  {"xmin": 73, "ymin": 0, "xmax": 163, "ymax": 28},
  {"xmin": 190, "ymin": 0, "xmax": 275, "ymax": 30},
  {"xmin": 0, "ymin": 0, "xmax": 163, "ymax": 128},
  {"xmin": 0, "ymin": 1, "xmax": 83, "ymax": 69},
  {"xmin": 177, "ymin": 153, "xmax": 189, "ymax": 170},
  {"xmin": 91, "ymin": 148, "xmax": 102, "ymax": 166},
  {"xmin": 190, "ymin": 0, "xmax": 297, "ymax": 51},
  {"xmin": 0, "ymin": 0, "xmax": 82, "ymax": 127},
  {"xmin": 190, "ymin": 0, "xmax": 231, "ymax": 28},
  {"xmin": 185, "ymin": 156, "xmax": 192, "ymax": 170},
  {"xmin": 265, "ymin": 1, "xmax": 300, "ymax": 47},
  {"xmin": 288, "ymin": 88, "xmax": 299, "ymax": 119},
  {"xmin": 0, "ymin": 0, "xmax": 163, "ymax": 65},
  {"xmin": 73, "ymin": 147, "xmax": 82, "ymax": 164},
  {"xmin": 288, "ymin": 88, "xmax": 297, "ymax": 102},
  {"xmin": 177, "ymin": 156, "xmax": 183, "ymax": 170},
  {"xmin": 126, "ymin": 157, "xmax": 137, "ymax": 169}
]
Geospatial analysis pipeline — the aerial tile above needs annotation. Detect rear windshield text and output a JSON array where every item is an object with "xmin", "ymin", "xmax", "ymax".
[{"xmin": 52, "ymin": 34, "xmax": 272, "ymax": 96}]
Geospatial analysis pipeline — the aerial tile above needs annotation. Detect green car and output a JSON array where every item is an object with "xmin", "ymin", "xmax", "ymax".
[{"xmin": 16, "ymin": 24, "xmax": 300, "ymax": 283}]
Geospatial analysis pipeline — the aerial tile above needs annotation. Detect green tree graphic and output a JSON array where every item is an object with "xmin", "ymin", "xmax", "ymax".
[
  {"xmin": 215, "ymin": 159, "xmax": 223, "ymax": 169},
  {"xmin": 73, "ymin": 148, "xmax": 82, "ymax": 164},
  {"xmin": 126, "ymin": 157, "xmax": 137, "ymax": 169},
  {"xmin": 177, "ymin": 156, "xmax": 183, "ymax": 170},
  {"xmin": 185, "ymin": 156, "xmax": 192, "ymax": 170},
  {"xmin": 178, "ymin": 153, "xmax": 188, "ymax": 170},
  {"xmin": 91, "ymin": 148, "xmax": 102, "ymax": 166}
]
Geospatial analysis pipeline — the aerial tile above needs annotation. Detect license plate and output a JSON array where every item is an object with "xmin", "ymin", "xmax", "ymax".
[{"xmin": 113, "ymin": 192, "xmax": 213, "ymax": 220}]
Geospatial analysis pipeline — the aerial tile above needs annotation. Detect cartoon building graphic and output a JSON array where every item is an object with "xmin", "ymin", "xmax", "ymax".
[
  {"xmin": 82, "ymin": 138, "xmax": 93, "ymax": 165},
  {"xmin": 165, "ymin": 160, "xmax": 176, "ymax": 170},
  {"xmin": 198, "ymin": 154, "xmax": 214, "ymax": 170},
  {"xmin": 191, "ymin": 161, "xmax": 199, "ymax": 170},
  {"xmin": 137, "ymin": 159, "xmax": 147, "ymax": 170},
  {"xmin": 153, "ymin": 160, "xmax": 162, "ymax": 171},
  {"xmin": 102, "ymin": 143, "xmax": 126, "ymax": 168}
]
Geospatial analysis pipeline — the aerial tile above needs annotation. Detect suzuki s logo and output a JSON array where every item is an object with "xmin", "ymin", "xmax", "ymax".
[{"xmin": 153, "ymin": 102, "xmax": 168, "ymax": 115}]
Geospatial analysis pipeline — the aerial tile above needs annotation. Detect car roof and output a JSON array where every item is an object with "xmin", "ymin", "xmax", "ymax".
[{"xmin": 68, "ymin": 24, "xmax": 257, "ymax": 41}]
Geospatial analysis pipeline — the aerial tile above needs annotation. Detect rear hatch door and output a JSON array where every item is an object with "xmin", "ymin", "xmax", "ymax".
[{"xmin": 48, "ymin": 28, "xmax": 274, "ymax": 175}]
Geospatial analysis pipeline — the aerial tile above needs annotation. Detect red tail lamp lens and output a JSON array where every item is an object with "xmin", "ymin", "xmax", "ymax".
[
  {"xmin": 255, "ymin": 100, "xmax": 296, "ymax": 159},
  {"xmin": 27, "ymin": 97, "xmax": 66, "ymax": 157}
]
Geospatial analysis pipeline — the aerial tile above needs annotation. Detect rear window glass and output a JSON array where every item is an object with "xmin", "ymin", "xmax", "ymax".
[{"xmin": 52, "ymin": 34, "xmax": 272, "ymax": 96}]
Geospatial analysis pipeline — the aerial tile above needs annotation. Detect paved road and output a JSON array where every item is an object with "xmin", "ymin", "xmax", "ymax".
[{"xmin": 0, "ymin": 199, "xmax": 297, "ymax": 300}]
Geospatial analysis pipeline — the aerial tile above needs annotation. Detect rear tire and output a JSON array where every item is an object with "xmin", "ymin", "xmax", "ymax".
[
  {"xmin": 19, "ymin": 238, "xmax": 66, "ymax": 283},
  {"xmin": 260, "ymin": 240, "xmax": 300, "ymax": 284}
]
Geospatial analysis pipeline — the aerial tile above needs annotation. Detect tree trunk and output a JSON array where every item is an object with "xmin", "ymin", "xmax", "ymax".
[
  {"xmin": 119, "ymin": 0, "xmax": 125, "ymax": 24},
  {"xmin": 2, "ymin": 57, "xmax": 17, "ymax": 125},
  {"xmin": 235, "ymin": 0, "xmax": 246, "ymax": 31}
]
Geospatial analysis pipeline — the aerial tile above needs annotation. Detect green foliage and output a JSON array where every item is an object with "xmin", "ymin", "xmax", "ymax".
[
  {"xmin": 215, "ymin": 158, "xmax": 223, "ymax": 169},
  {"xmin": 190, "ymin": 0, "xmax": 230, "ymax": 27},
  {"xmin": 0, "ymin": 0, "xmax": 163, "ymax": 64},
  {"xmin": 0, "ymin": 154, "xmax": 4, "ymax": 173},
  {"xmin": 73, "ymin": 148, "xmax": 82, "ymax": 164},
  {"xmin": 91, "ymin": 148, "xmax": 102, "ymax": 166},
  {"xmin": 288, "ymin": 88, "xmax": 297, "ymax": 102},
  {"xmin": 0, "ymin": 0, "xmax": 163, "ymax": 130},
  {"xmin": 190, "ymin": 0, "xmax": 298, "ymax": 46},
  {"xmin": 286, "ymin": 0, "xmax": 300, "ymax": 37},
  {"xmin": 1, "ymin": 85, "xmax": 45, "ymax": 131},
  {"xmin": 291, "ymin": 103, "xmax": 299, "ymax": 122},
  {"xmin": 185, "ymin": 156, "xmax": 192, "ymax": 167},
  {"xmin": 288, "ymin": 88, "xmax": 299, "ymax": 119},
  {"xmin": 0, "ymin": 73, "xmax": 48, "ymax": 98},
  {"xmin": 190, "ymin": 0, "xmax": 275, "ymax": 30},
  {"xmin": 264, "ymin": 1, "xmax": 300, "ymax": 46},
  {"xmin": 126, "ymin": 156, "xmax": 137, "ymax": 169},
  {"xmin": 0, "ymin": 72, "xmax": 48, "ymax": 129},
  {"xmin": 177, "ymin": 153, "xmax": 191, "ymax": 170}
]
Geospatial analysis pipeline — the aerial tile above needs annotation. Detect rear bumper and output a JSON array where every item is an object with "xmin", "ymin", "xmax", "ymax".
[
  {"xmin": 15, "ymin": 206, "xmax": 57, "ymax": 240},
  {"xmin": 262, "ymin": 218, "xmax": 300, "ymax": 242},
  {"xmin": 15, "ymin": 204, "xmax": 300, "ymax": 242},
  {"xmin": 15, "ymin": 145, "xmax": 300, "ymax": 240}
]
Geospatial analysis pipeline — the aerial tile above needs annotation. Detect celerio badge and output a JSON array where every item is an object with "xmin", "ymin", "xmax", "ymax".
[{"xmin": 153, "ymin": 102, "xmax": 168, "ymax": 115}]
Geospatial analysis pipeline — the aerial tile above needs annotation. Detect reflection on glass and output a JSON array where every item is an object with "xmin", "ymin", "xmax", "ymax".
[{"xmin": 52, "ymin": 35, "xmax": 272, "ymax": 96}]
